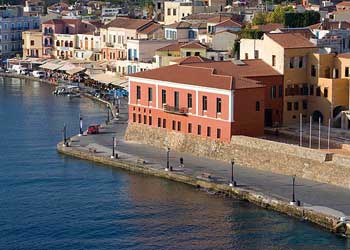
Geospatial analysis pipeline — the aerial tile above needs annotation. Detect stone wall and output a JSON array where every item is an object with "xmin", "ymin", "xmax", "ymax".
[{"xmin": 125, "ymin": 123, "xmax": 350, "ymax": 188}]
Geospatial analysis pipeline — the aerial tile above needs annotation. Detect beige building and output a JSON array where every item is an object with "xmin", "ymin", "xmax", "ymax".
[
  {"xmin": 240, "ymin": 33, "xmax": 318, "ymax": 125},
  {"xmin": 240, "ymin": 32, "xmax": 350, "ymax": 128},
  {"xmin": 22, "ymin": 30, "xmax": 43, "ymax": 58},
  {"xmin": 53, "ymin": 34, "xmax": 77, "ymax": 59},
  {"xmin": 163, "ymin": 0, "xmax": 226, "ymax": 25}
]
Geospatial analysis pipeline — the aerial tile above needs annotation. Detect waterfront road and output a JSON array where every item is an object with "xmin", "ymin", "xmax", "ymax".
[{"xmin": 70, "ymin": 97, "xmax": 350, "ymax": 218}]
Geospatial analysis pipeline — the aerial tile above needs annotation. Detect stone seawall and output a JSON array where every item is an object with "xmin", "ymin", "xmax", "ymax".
[
  {"xmin": 125, "ymin": 123, "xmax": 350, "ymax": 188},
  {"xmin": 57, "ymin": 142, "xmax": 345, "ymax": 236}
]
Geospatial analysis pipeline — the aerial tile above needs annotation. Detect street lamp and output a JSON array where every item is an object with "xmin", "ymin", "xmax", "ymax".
[
  {"xmin": 62, "ymin": 123, "xmax": 67, "ymax": 147},
  {"xmin": 165, "ymin": 147, "xmax": 170, "ymax": 171},
  {"xmin": 111, "ymin": 136, "xmax": 115, "ymax": 159},
  {"xmin": 291, "ymin": 175, "xmax": 296, "ymax": 203},
  {"xmin": 229, "ymin": 159, "xmax": 237, "ymax": 187},
  {"xmin": 79, "ymin": 114, "xmax": 83, "ymax": 136},
  {"xmin": 106, "ymin": 105, "xmax": 110, "ymax": 124}
]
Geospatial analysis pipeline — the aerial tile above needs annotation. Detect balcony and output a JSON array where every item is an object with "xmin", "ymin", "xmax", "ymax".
[
  {"xmin": 106, "ymin": 42, "xmax": 114, "ymax": 47},
  {"xmin": 163, "ymin": 104, "xmax": 188, "ymax": 115}
]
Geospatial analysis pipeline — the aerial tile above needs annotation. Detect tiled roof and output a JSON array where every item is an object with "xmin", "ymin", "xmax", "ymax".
[
  {"xmin": 102, "ymin": 17, "xmax": 154, "ymax": 30},
  {"xmin": 252, "ymin": 23, "xmax": 283, "ymax": 32},
  {"xmin": 165, "ymin": 21, "xmax": 192, "ymax": 29},
  {"xmin": 180, "ymin": 41, "xmax": 207, "ymax": 49},
  {"xmin": 129, "ymin": 58, "xmax": 279, "ymax": 90},
  {"xmin": 214, "ymin": 19, "xmax": 242, "ymax": 28},
  {"xmin": 130, "ymin": 64, "xmax": 234, "ymax": 90},
  {"xmin": 266, "ymin": 33, "xmax": 316, "ymax": 49},
  {"xmin": 171, "ymin": 56, "xmax": 213, "ymax": 64},
  {"xmin": 337, "ymin": 1, "xmax": 350, "ymax": 6},
  {"xmin": 156, "ymin": 42, "xmax": 187, "ymax": 52},
  {"xmin": 338, "ymin": 53, "xmax": 350, "ymax": 58},
  {"xmin": 156, "ymin": 41, "xmax": 207, "ymax": 52},
  {"xmin": 138, "ymin": 22, "xmax": 162, "ymax": 34}
]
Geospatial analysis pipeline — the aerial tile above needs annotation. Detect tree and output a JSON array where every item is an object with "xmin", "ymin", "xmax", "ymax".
[
  {"xmin": 284, "ymin": 11, "xmax": 320, "ymax": 27},
  {"xmin": 252, "ymin": 13, "xmax": 267, "ymax": 25}
]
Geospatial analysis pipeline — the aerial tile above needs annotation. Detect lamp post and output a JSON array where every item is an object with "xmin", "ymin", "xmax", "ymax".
[
  {"xmin": 111, "ymin": 136, "xmax": 115, "ymax": 159},
  {"xmin": 79, "ymin": 114, "xmax": 83, "ymax": 136},
  {"xmin": 63, "ymin": 123, "xmax": 67, "ymax": 146},
  {"xmin": 165, "ymin": 147, "xmax": 170, "ymax": 171},
  {"xmin": 292, "ymin": 175, "xmax": 296, "ymax": 203},
  {"xmin": 229, "ymin": 159, "xmax": 237, "ymax": 187},
  {"xmin": 106, "ymin": 105, "xmax": 110, "ymax": 124}
]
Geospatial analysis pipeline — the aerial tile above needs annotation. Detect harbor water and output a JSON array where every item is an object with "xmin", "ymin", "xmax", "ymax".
[{"xmin": 0, "ymin": 77, "xmax": 348, "ymax": 250}]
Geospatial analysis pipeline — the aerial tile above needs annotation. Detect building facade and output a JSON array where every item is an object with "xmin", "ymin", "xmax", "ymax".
[
  {"xmin": 0, "ymin": 5, "xmax": 40, "ymax": 62},
  {"xmin": 128, "ymin": 58, "xmax": 282, "ymax": 141},
  {"xmin": 22, "ymin": 30, "xmax": 43, "ymax": 58}
]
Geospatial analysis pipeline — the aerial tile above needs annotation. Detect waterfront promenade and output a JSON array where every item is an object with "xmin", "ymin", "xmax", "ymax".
[{"xmin": 57, "ymin": 96, "xmax": 350, "ymax": 235}]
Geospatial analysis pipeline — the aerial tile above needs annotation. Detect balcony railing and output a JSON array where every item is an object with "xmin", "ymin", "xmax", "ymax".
[{"xmin": 163, "ymin": 104, "xmax": 188, "ymax": 115}]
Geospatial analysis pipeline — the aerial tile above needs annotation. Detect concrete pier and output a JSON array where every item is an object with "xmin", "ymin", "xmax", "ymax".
[{"xmin": 57, "ymin": 141, "xmax": 348, "ymax": 236}]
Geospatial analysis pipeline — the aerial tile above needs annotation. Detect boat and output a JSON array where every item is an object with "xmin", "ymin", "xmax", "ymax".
[{"xmin": 53, "ymin": 85, "xmax": 80, "ymax": 96}]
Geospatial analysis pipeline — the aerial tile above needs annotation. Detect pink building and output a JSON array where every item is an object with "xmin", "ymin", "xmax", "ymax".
[
  {"xmin": 127, "ymin": 57, "xmax": 281, "ymax": 142},
  {"xmin": 41, "ymin": 19, "xmax": 97, "ymax": 57}
]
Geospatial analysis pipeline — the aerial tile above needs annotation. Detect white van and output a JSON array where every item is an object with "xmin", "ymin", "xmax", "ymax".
[
  {"xmin": 11, "ymin": 65, "xmax": 26, "ymax": 74},
  {"xmin": 32, "ymin": 70, "xmax": 46, "ymax": 78}
]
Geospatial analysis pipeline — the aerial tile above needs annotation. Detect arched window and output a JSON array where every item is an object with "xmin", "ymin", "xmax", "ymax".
[
  {"xmin": 44, "ymin": 27, "xmax": 48, "ymax": 34},
  {"xmin": 69, "ymin": 41, "xmax": 73, "ymax": 47},
  {"xmin": 56, "ymin": 40, "xmax": 60, "ymax": 47},
  {"xmin": 49, "ymin": 27, "xmax": 53, "ymax": 34},
  {"xmin": 64, "ymin": 41, "xmax": 68, "ymax": 47}
]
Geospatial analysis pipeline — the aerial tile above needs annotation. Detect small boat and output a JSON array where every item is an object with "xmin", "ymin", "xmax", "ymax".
[{"xmin": 53, "ymin": 85, "xmax": 80, "ymax": 96}]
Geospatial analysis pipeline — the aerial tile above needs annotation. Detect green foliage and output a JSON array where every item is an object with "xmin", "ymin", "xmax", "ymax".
[
  {"xmin": 252, "ymin": 13, "xmax": 267, "ymax": 25},
  {"xmin": 240, "ymin": 28, "xmax": 264, "ymax": 39},
  {"xmin": 284, "ymin": 11, "xmax": 320, "ymax": 27},
  {"xmin": 252, "ymin": 6, "xmax": 294, "ymax": 25}
]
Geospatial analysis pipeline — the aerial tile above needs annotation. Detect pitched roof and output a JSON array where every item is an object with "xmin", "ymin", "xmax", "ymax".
[
  {"xmin": 130, "ymin": 64, "xmax": 234, "ymax": 90},
  {"xmin": 138, "ymin": 22, "xmax": 162, "ymax": 34},
  {"xmin": 214, "ymin": 19, "xmax": 242, "ymax": 28},
  {"xmin": 337, "ymin": 1, "xmax": 350, "ymax": 6},
  {"xmin": 156, "ymin": 41, "xmax": 207, "ymax": 52},
  {"xmin": 180, "ymin": 41, "xmax": 207, "ymax": 49},
  {"xmin": 337, "ymin": 53, "xmax": 350, "ymax": 58},
  {"xmin": 156, "ymin": 42, "xmax": 187, "ymax": 52},
  {"xmin": 171, "ymin": 56, "xmax": 213, "ymax": 64},
  {"xmin": 165, "ymin": 21, "xmax": 192, "ymax": 29},
  {"xmin": 129, "ymin": 58, "xmax": 280, "ymax": 90},
  {"xmin": 266, "ymin": 33, "xmax": 316, "ymax": 49},
  {"xmin": 102, "ymin": 17, "xmax": 154, "ymax": 30},
  {"xmin": 252, "ymin": 23, "xmax": 284, "ymax": 32}
]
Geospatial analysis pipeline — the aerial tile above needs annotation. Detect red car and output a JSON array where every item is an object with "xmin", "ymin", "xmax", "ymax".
[{"xmin": 87, "ymin": 124, "xmax": 100, "ymax": 134}]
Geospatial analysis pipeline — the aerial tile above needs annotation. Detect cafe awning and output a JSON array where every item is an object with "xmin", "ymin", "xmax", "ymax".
[{"xmin": 66, "ymin": 67, "xmax": 86, "ymax": 75}]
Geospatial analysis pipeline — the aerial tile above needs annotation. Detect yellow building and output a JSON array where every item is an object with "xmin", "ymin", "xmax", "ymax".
[
  {"xmin": 308, "ymin": 53, "xmax": 350, "ymax": 127},
  {"xmin": 22, "ymin": 30, "xmax": 43, "ymax": 58},
  {"xmin": 155, "ymin": 41, "xmax": 207, "ymax": 67},
  {"xmin": 240, "ymin": 32, "xmax": 350, "ymax": 128},
  {"xmin": 240, "ymin": 33, "xmax": 318, "ymax": 125}
]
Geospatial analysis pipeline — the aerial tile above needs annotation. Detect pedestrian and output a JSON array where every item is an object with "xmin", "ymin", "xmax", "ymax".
[{"xmin": 179, "ymin": 157, "xmax": 184, "ymax": 168}]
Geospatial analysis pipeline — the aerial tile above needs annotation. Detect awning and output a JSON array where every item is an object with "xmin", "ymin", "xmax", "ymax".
[
  {"xmin": 40, "ymin": 60, "xmax": 65, "ymax": 70},
  {"xmin": 57, "ymin": 62, "xmax": 76, "ymax": 71},
  {"xmin": 66, "ymin": 67, "xmax": 86, "ymax": 75},
  {"xmin": 90, "ymin": 73, "xmax": 119, "ymax": 84}
]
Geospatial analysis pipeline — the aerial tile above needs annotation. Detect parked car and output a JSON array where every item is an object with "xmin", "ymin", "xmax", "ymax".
[
  {"xmin": 87, "ymin": 124, "xmax": 100, "ymax": 134},
  {"xmin": 32, "ymin": 70, "xmax": 46, "ymax": 78},
  {"xmin": 20, "ymin": 69, "xmax": 30, "ymax": 75}
]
